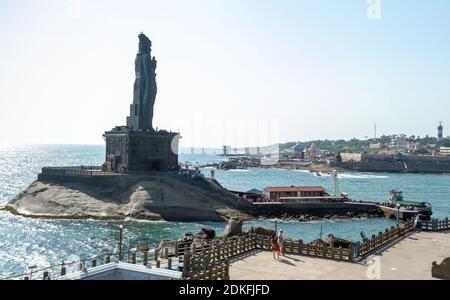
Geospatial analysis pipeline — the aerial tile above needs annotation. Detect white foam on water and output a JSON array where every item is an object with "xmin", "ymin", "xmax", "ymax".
[
  {"xmin": 228, "ymin": 169, "xmax": 249, "ymax": 172},
  {"xmin": 309, "ymin": 172, "xmax": 389, "ymax": 179},
  {"xmin": 338, "ymin": 174, "xmax": 389, "ymax": 179},
  {"xmin": 292, "ymin": 169, "xmax": 310, "ymax": 173},
  {"xmin": 124, "ymin": 217, "xmax": 167, "ymax": 224}
]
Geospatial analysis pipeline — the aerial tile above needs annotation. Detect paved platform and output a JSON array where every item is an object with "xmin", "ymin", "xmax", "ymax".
[{"xmin": 229, "ymin": 231, "xmax": 450, "ymax": 280}]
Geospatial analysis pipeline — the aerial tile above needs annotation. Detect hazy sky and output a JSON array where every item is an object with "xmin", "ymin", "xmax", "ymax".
[{"xmin": 1, "ymin": 0, "xmax": 449, "ymax": 147}]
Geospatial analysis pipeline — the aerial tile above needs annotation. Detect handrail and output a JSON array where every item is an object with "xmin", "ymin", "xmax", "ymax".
[
  {"xmin": 420, "ymin": 218, "xmax": 449, "ymax": 231},
  {"xmin": 40, "ymin": 166, "xmax": 126, "ymax": 177}
]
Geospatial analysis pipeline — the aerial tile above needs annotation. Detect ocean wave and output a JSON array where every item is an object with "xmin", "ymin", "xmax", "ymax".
[
  {"xmin": 228, "ymin": 169, "xmax": 249, "ymax": 172},
  {"xmin": 314, "ymin": 172, "xmax": 388, "ymax": 179},
  {"xmin": 123, "ymin": 217, "xmax": 167, "ymax": 224},
  {"xmin": 337, "ymin": 174, "xmax": 389, "ymax": 179},
  {"xmin": 292, "ymin": 169, "xmax": 310, "ymax": 173}
]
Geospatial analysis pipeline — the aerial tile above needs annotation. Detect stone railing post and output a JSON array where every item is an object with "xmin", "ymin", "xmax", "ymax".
[
  {"xmin": 143, "ymin": 250, "xmax": 148, "ymax": 266},
  {"xmin": 60, "ymin": 262, "xmax": 66, "ymax": 276}
]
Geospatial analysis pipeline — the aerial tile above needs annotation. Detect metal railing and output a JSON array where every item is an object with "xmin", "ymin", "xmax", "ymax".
[
  {"xmin": 41, "ymin": 166, "xmax": 124, "ymax": 177},
  {"xmin": 357, "ymin": 220, "xmax": 414, "ymax": 257},
  {"xmin": 420, "ymin": 218, "xmax": 449, "ymax": 231}
]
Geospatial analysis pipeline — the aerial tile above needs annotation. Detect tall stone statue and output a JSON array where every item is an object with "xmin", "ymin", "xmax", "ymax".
[
  {"xmin": 127, "ymin": 33, "xmax": 158, "ymax": 131},
  {"xmin": 104, "ymin": 32, "xmax": 179, "ymax": 172}
]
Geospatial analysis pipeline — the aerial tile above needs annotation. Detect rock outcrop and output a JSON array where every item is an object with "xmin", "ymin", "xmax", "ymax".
[
  {"xmin": 5, "ymin": 173, "xmax": 254, "ymax": 222},
  {"xmin": 247, "ymin": 226, "xmax": 276, "ymax": 237},
  {"xmin": 324, "ymin": 234, "xmax": 353, "ymax": 248},
  {"xmin": 196, "ymin": 228, "xmax": 216, "ymax": 240},
  {"xmin": 223, "ymin": 217, "xmax": 243, "ymax": 237},
  {"xmin": 309, "ymin": 235, "xmax": 353, "ymax": 248}
]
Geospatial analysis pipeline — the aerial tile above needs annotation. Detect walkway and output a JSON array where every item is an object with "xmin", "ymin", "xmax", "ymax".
[{"xmin": 229, "ymin": 231, "xmax": 450, "ymax": 280}]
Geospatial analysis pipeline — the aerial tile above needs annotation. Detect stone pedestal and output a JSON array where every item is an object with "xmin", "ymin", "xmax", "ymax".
[{"xmin": 104, "ymin": 127, "xmax": 179, "ymax": 172}]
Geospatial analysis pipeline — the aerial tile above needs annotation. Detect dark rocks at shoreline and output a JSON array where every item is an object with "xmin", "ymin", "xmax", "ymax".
[
  {"xmin": 223, "ymin": 217, "xmax": 243, "ymax": 238},
  {"xmin": 324, "ymin": 234, "xmax": 353, "ymax": 248},
  {"xmin": 157, "ymin": 228, "xmax": 218, "ymax": 258},
  {"xmin": 247, "ymin": 226, "xmax": 276, "ymax": 237},
  {"xmin": 271, "ymin": 211, "xmax": 384, "ymax": 223},
  {"xmin": 197, "ymin": 228, "xmax": 216, "ymax": 240},
  {"xmin": 306, "ymin": 234, "xmax": 353, "ymax": 248}
]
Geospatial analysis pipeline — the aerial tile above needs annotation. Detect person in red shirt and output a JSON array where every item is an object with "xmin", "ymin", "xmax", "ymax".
[{"xmin": 271, "ymin": 233, "xmax": 280, "ymax": 260}]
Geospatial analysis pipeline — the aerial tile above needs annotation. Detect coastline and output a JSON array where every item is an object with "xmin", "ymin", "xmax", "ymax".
[
  {"xmin": 1, "ymin": 196, "xmax": 383, "ymax": 224},
  {"xmin": 3, "ymin": 177, "xmax": 255, "ymax": 223},
  {"xmin": 231, "ymin": 161, "xmax": 450, "ymax": 176}
]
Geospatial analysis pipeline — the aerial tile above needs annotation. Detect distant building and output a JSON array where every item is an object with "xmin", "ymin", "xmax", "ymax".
[
  {"xmin": 388, "ymin": 135, "xmax": 415, "ymax": 152},
  {"xmin": 304, "ymin": 143, "xmax": 319, "ymax": 159},
  {"xmin": 310, "ymin": 143, "xmax": 319, "ymax": 156},
  {"xmin": 263, "ymin": 186, "xmax": 326, "ymax": 201},
  {"xmin": 440, "ymin": 147, "xmax": 450, "ymax": 156},
  {"xmin": 438, "ymin": 122, "xmax": 444, "ymax": 142},
  {"xmin": 369, "ymin": 143, "xmax": 381, "ymax": 149}
]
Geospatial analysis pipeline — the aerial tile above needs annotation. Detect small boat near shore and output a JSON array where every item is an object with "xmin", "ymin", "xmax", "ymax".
[{"xmin": 383, "ymin": 189, "xmax": 433, "ymax": 221}]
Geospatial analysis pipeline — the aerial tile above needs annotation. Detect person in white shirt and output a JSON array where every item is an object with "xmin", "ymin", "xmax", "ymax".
[{"xmin": 277, "ymin": 230, "xmax": 285, "ymax": 257}]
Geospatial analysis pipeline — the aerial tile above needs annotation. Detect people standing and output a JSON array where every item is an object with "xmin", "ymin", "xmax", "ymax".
[{"xmin": 277, "ymin": 230, "xmax": 285, "ymax": 257}]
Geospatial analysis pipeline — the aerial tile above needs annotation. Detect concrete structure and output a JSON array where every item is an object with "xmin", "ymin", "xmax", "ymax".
[
  {"xmin": 339, "ymin": 153, "xmax": 362, "ymax": 163},
  {"xmin": 438, "ymin": 122, "xmax": 444, "ymax": 142},
  {"xmin": 103, "ymin": 33, "xmax": 179, "ymax": 172},
  {"xmin": 440, "ymin": 146, "xmax": 450, "ymax": 156},
  {"xmin": 229, "ymin": 231, "xmax": 450, "ymax": 280},
  {"xmin": 60, "ymin": 262, "xmax": 181, "ymax": 280},
  {"xmin": 339, "ymin": 152, "xmax": 450, "ymax": 173},
  {"xmin": 252, "ymin": 201, "xmax": 378, "ymax": 217}
]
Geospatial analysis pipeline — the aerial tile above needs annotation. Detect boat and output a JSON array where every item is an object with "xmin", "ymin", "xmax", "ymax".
[{"xmin": 387, "ymin": 189, "xmax": 433, "ymax": 221}]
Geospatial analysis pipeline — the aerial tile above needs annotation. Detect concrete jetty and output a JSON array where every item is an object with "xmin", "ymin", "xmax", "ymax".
[{"xmin": 229, "ymin": 231, "xmax": 450, "ymax": 280}]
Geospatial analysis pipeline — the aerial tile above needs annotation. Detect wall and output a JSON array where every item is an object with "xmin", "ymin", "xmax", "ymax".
[
  {"xmin": 340, "ymin": 153, "xmax": 362, "ymax": 162},
  {"xmin": 252, "ymin": 202, "xmax": 382, "ymax": 218}
]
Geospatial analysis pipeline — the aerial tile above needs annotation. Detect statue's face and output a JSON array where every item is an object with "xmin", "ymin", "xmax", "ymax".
[{"xmin": 139, "ymin": 41, "xmax": 151, "ymax": 54}]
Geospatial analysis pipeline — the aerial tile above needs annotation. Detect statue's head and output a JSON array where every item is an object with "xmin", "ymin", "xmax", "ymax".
[{"xmin": 138, "ymin": 33, "xmax": 151, "ymax": 54}]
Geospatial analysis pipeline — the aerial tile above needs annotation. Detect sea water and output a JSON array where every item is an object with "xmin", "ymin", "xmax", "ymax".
[{"xmin": 0, "ymin": 144, "xmax": 449, "ymax": 277}]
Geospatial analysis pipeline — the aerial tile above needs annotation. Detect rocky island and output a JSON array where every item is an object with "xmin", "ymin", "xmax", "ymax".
[{"xmin": 5, "ymin": 172, "xmax": 253, "ymax": 222}]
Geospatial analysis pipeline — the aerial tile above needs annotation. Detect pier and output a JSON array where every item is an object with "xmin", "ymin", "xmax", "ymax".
[{"xmin": 229, "ymin": 230, "xmax": 450, "ymax": 280}]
